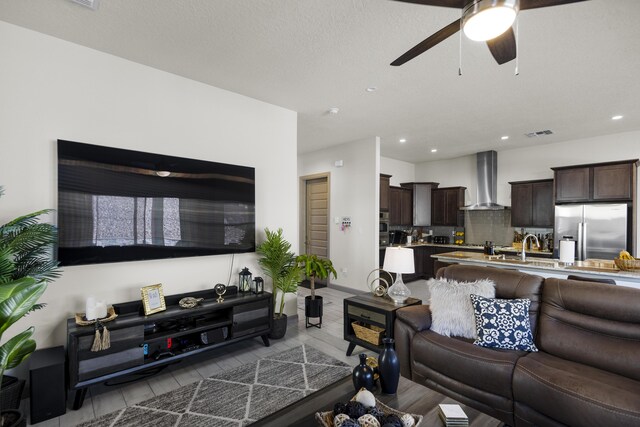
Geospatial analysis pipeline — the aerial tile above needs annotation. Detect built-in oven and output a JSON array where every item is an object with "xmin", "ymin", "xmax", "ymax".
[{"xmin": 380, "ymin": 212, "xmax": 390, "ymax": 246}]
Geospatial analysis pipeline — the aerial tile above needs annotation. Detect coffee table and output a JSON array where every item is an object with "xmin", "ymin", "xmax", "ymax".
[{"xmin": 252, "ymin": 375, "xmax": 502, "ymax": 426}]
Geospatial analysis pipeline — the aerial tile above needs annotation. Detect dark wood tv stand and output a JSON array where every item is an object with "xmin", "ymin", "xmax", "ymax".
[{"xmin": 66, "ymin": 287, "xmax": 272, "ymax": 410}]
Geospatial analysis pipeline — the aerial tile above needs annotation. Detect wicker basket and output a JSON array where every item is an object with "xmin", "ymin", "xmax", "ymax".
[
  {"xmin": 315, "ymin": 395, "xmax": 423, "ymax": 427},
  {"xmin": 614, "ymin": 257, "xmax": 640, "ymax": 271},
  {"xmin": 352, "ymin": 322, "xmax": 385, "ymax": 346}
]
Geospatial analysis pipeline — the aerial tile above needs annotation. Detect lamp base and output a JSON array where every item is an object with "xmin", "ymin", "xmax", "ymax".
[{"xmin": 387, "ymin": 274, "xmax": 411, "ymax": 305}]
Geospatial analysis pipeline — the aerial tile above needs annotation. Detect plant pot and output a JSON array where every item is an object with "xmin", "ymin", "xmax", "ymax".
[
  {"xmin": 1, "ymin": 409, "xmax": 26, "ymax": 427},
  {"xmin": 0, "ymin": 376, "xmax": 25, "ymax": 411},
  {"xmin": 269, "ymin": 314, "xmax": 288, "ymax": 339},
  {"xmin": 305, "ymin": 295, "xmax": 323, "ymax": 318}
]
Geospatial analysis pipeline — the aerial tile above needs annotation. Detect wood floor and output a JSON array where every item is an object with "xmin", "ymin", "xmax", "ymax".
[{"xmin": 26, "ymin": 281, "xmax": 434, "ymax": 426}]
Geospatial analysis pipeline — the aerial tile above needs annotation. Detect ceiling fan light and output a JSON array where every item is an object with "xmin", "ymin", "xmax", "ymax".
[{"xmin": 463, "ymin": 0, "xmax": 519, "ymax": 42}]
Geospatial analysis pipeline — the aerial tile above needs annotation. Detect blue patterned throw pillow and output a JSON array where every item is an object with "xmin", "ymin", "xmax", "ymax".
[{"xmin": 470, "ymin": 294, "xmax": 538, "ymax": 352}]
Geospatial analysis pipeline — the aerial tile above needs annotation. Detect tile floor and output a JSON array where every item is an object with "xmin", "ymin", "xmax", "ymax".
[{"xmin": 24, "ymin": 280, "xmax": 430, "ymax": 426}]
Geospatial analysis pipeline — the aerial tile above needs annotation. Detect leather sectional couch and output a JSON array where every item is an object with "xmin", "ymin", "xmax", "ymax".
[{"xmin": 394, "ymin": 264, "xmax": 640, "ymax": 427}]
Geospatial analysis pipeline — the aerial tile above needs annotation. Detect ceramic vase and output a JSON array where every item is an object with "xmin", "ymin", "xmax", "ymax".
[
  {"xmin": 352, "ymin": 353, "xmax": 375, "ymax": 392},
  {"xmin": 378, "ymin": 337, "xmax": 400, "ymax": 394}
]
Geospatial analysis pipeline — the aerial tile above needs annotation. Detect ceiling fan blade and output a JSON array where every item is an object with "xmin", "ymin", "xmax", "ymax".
[
  {"xmin": 392, "ymin": 0, "xmax": 466, "ymax": 8},
  {"xmin": 520, "ymin": 0, "xmax": 589, "ymax": 10},
  {"xmin": 391, "ymin": 19, "xmax": 461, "ymax": 66},
  {"xmin": 486, "ymin": 27, "xmax": 517, "ymax": 65}
]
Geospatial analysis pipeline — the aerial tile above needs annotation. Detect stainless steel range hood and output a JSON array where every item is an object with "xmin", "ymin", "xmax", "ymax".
[{"xmin": 460, "ymin": 151, "xmax": 510, "ymax": 211}]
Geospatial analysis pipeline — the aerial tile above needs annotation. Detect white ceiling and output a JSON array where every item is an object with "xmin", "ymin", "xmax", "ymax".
[{"xmin": 1, "ymin": 0, "xmax": 639, "ymax": 163}]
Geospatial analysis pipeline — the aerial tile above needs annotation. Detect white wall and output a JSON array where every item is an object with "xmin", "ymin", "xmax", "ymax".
[
  {"xmin": 0, "ymin": 22, "xmax": 298, "ymax": 348},
  {"xmin": 414, "ymin": 155, "xmax": 476, "ymax": 205},
  {"xmin": 298, "ymin": 138, "xmax": 379, "ymax": 293},
  {"xmin": 381, "ymin": 157, "xmax": 415, "ymax": 186},
  {"xmin": 415, "ymin": 131, "xmax": 640, "ymax": 251}
]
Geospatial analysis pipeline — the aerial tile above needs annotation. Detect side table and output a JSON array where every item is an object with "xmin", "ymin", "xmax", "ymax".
[{"xmin": 343, "ymin": 294, "xmax": 421, "ymax": 356}]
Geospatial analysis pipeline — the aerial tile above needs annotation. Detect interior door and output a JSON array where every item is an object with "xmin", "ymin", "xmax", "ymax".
[{"xmin": 305, "ymin": 177, "xmax": 328, "ymax": 258}]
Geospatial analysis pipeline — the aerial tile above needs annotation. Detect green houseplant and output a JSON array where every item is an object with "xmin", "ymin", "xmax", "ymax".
[
  {"xmin": 0, "ymin": 188, "xmax": 59, "ymax": 427},
  {"xmin": 256, "ymin": 228, "xmax": 301, "ymax": 339},
  {"xmin": 296, "ymin": 254, "xmax": 336, "ymax": 328}
]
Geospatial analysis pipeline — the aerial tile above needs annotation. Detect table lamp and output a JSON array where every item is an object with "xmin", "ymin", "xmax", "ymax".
[{"xmin": 383, "ymin": 246, "xmax": 415, "ymax": 304}]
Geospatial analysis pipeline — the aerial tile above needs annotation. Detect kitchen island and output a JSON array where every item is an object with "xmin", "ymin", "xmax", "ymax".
[{"xmin": 432, "ymin": 251, "xmax": 640, "ymax": 289}]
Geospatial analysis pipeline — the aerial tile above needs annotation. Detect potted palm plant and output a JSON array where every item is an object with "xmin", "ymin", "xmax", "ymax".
[
  {"xmin": 256, "ymin": 228, "xmax": 301, "ymax": 339},
  {"xmin": 295, "ymin": 254, "xmax": 336, "ymax": 328},
  {"xmin": 0, "ymin": 187, "xmax": 59, "ymax": 427}
]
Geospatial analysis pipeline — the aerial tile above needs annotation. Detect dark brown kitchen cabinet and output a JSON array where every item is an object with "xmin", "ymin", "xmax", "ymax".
[
  {"xmin": 510, "ymin": 179, "xmax": 554, "ymax": 227},
  {"xmin": 380, "ymin": 174, "xmax": 391, "ymax": 211},
  {"xmin": 389, "ymin": 186, "xmax": 412, "ymax": 226},
  {"xmin": 553, "ymin": 160, "xmax": 638, "ymax": 203},
  {"xmin": 554, "ymin": 167, "xmax": 590, "ymax": 203},
  {"xmin": 400, "ymin": 182, "xmax": 439, "ymax": 226},
  {"xmin": 431, "ymin": 187, "xmax": 465, "ymax": 226},
  {"xmin": 593, "ymin": 163, "xmax": 634, "ymax": 200}
]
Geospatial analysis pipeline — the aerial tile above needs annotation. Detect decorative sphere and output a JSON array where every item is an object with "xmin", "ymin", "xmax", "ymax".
[
  {"xmin": 341, "ymin": 420, "xmax": 360, "ymax": 427},
  {"xmin": 358, "ymin": 413, "xmax": 381, "ymax": 427},
  {"xmin": 334, "ymin": 402, "xmax": 348, "ymax": 415},
  {"xmin": 354, "ymin": 389, "xmax": 376, "ymax": 408},
  {"xmin": 381, "ymin": 414, "xmax": 403, "ymax": 427},
  {"xmin": 346, "ymin": 401, "xmax": 366, "ymax": 419},
  {"xmin": 334, "ymin": 413, "xmax": 351, "ymax": 427},
  {"xmin": 367, "ymin": 406, "xmax": 385, "ymax": 422},
  {"xmin": 400, "ymin": 413, "xmax": 415, "ymax": 427}
]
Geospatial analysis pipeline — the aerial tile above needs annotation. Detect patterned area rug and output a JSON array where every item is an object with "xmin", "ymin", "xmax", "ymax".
[{"xmin": 78, "ymin": 345, "xmax": 351, "ymax": 426}]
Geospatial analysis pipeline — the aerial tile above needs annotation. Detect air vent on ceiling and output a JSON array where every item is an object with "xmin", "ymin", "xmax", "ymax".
[
  {"xmin": 70, "ymin": 0, "xmax": 100, "ymax": 10},
  {"xmin": 525, "ymin": 130, "xmax": 554, "ymax": 138}
]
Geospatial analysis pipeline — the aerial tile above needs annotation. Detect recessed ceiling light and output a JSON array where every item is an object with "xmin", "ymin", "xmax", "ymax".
[
  {"xmin": 399, "ymin": 138, "xmax": 407, "ymax": 143},
  {"xmin": 612, "ymin": 115, "xmax": 624, "ymax": 120},
  {"xmin": 431, "ymin": 149, "xmax": 438, "ymax": 153},
  {"xmin": 501, "ymin": 136, "xmax": 509, "ymax": 140},
  {"xmin": 328, "ymin": 107, "xmax": 340, "ymax": 115},
  {"xmin": 366, "ymin": 87, "xmax": 377, "ymax": 92}
]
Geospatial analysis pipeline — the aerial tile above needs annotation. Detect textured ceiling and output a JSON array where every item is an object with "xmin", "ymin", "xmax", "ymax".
[{"xmin": 1, "ymin": 0, "xmax": 639, "ymax": 162}]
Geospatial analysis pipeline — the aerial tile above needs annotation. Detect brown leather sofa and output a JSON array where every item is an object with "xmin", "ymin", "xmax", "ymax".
[{"xmin": 394, "ymin": 264, "xmax": 640, "ymax": 427}]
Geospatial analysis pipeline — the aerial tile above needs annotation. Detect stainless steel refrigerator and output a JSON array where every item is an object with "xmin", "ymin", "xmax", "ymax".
[{"xmin": 554, "ymin": 204, "xmax": 630, "ymax": 261}]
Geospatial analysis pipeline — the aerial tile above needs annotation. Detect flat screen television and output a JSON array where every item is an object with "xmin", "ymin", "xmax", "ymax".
[{"xmin": 57, "ymin": 140, "xmax": 255, "ymax": 266}]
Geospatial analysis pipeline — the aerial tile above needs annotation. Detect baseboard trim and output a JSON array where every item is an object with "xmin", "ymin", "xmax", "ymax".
[
  {"xmin": 327, "ymin": 283, "xmax": 367, "ymax": 295},
  {"xmin": 287, "ymin": 314, "xmax": 298, "ymax": 325}
]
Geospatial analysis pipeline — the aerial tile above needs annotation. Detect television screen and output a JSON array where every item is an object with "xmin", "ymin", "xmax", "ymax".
[{"xmin": 57, "ymin": 140, "xmax": 255, "ymax": 266}]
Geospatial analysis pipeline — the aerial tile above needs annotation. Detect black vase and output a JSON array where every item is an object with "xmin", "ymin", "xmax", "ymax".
[
  {"xmin": 352, "ymin": 353, "xmax": 375, "ymax": 392},
  {"xmin": 378, "ymin": 338, "xmax": 400, "ymax": 394}
]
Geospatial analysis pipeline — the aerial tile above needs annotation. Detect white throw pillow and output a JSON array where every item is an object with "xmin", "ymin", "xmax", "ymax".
[{"xmin": 428, "ymin": 278, "xmax": 496, "ymax": 339}]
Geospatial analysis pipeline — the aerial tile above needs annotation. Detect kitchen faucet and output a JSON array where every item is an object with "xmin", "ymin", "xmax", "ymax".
[{"xmin": 521, "ymin": 234, "xmax": 540, "ymax": 262}]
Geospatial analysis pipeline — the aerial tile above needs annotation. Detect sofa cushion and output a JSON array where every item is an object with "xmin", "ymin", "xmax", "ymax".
[
  {"xmin": 428, "ymin": 278, "xmax": 495, "ymax": 339},
  {"xmin": 411, "ymin": 329, "xmax": 524, "ymax": 400},
  {"xmin": 471, "ymin": 295, "xmax": 537, "ymax": 352},
  {"xmin": 437, "ymin": 265, "xmax": 544, "ymax": 337},
  {"xmin": 539, "ymin": 278, "xmax": 640, "ymax": 381},
  {"xmin": 513, "ymin": 352, "xmax": 640, "ymax": 427}
]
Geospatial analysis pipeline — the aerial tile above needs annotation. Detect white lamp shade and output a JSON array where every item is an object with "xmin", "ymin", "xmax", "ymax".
[
  {"xmin": 383, "ymin": 247, "xmax": 415, "ymax": 274},
  {"xmin": 463, "ymin": 7, "xmax": 516, "ymax": 41}
]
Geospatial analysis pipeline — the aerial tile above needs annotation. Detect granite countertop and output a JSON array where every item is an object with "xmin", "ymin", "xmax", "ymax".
[
  {"xmin": 431, "ymin": 251, "xmax": 640, "ymax": 283},
  {"xmin": 396, "ymin": 242, "xmax": 553, "ymax": 256}
]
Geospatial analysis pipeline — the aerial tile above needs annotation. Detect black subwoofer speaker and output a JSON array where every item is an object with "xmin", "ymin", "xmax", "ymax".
[{"xmin": 30, "ymin": 346, "xmax": 66, "ymax": 423}]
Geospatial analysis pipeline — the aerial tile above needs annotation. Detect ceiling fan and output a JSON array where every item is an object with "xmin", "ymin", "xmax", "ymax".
[{"xmin": 391, "ymin": 0, "xmax": 588, "ymax": 66}]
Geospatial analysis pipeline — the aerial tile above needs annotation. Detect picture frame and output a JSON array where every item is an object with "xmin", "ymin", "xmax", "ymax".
[{"xmin": 141, "ymin": 283, "xmax": 166, "ymax": 315}]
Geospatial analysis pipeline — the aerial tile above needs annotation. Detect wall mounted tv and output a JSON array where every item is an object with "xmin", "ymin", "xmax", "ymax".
[{"xmin": 57, "ymin": 140, "xmax": 255, "ymax": 266}]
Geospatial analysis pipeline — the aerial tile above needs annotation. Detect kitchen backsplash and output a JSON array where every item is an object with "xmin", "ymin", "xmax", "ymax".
[
  {"xmin": 389, "ymin": 211, "xmax": 552, "ymax": 247},
  {"xmin": 464, "ymin": 210, "xmax": 552, "ymax": 246}
]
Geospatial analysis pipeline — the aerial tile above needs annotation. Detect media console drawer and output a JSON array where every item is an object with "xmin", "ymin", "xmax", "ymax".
[{"xmin": 347, "ymin": 305, "xmax": 386, "ymax": 325}]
